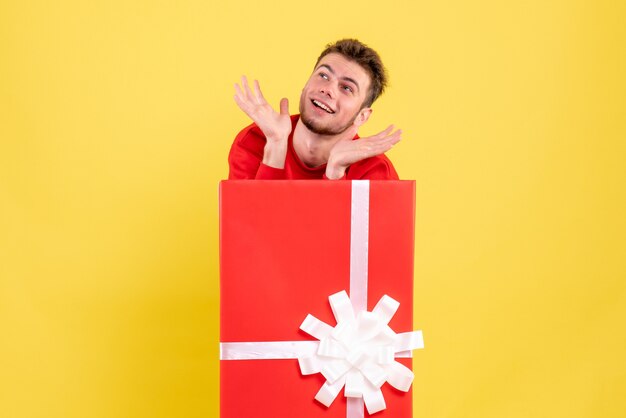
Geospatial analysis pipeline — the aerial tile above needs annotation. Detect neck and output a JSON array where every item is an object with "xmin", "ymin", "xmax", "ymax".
[{"xmin": 292, "ymin": 118, "xmax": 357, "ymax": 168}]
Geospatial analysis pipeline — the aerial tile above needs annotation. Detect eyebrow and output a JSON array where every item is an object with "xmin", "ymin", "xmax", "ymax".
[{"xmin": 317, "ymin": 64, "xmax": 360, "ymax": 92}]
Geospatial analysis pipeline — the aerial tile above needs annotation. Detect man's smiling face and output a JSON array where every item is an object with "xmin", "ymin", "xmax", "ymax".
[{"xmin": 299, "ymin": 53, "xmax": 372, "ymax": 136}]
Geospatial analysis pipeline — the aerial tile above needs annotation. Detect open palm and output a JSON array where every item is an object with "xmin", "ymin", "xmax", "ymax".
[
  {"xmin": 329, "ymin": 125, "xmax": 402, "ymax": 168},
  {"xmin": 234, "ymin": 76, "xmax": 292, "ymax": 143}
]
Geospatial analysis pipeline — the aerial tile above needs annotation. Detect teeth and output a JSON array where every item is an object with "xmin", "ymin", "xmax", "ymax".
[{"xmin": 313, "ymin": 100, "xmax": 333, "ymax": 113}]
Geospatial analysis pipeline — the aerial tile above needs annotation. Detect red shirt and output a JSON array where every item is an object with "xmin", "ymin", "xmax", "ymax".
[{"xmin": 228, "ymin": 115, "xmax": 399, "ymax": 180}]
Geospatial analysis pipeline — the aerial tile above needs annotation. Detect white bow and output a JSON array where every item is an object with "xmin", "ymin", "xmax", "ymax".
[{"xmin": 298, "ymin": 290, "xmax": 424, "ymax": 414}]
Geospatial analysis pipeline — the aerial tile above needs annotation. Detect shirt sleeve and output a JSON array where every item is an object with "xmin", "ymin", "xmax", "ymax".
[
  {"xmin": 228, "ymin": 123, "xmax": 292, "ymax": 180},
  {"xmin": 228, "ymin": 124, "xmax": 265, "ymax": 179},
  {"xmin": 256, "ymin": 163, "xmax": 287, "ymax": 179}
]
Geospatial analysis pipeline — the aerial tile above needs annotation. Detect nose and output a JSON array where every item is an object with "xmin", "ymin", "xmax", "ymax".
[{"xmin": 320, "ymin": 84, "xmax": 334, "ymax": 99}]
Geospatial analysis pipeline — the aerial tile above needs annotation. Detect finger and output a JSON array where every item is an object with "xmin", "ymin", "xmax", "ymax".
[
  {"xmin": 234, "ymin": 82, "xmax": 245, "ymax": 100},
  {"xmin": 233, "ymin": 93, "xmax": 252, "ymax": 113},
  {"xmin": 382, "ymin": 129, "xmax": 402, "ymax": 144},
  {"xmin": 362, "ymin": 128, "xmax": 401, "ymax": 144},
  {"xmin": 374, "ymin": 124, "xmax": 394, "ymax": 138},
  {"xmin": 361, "ymin": 141, "xmax": 396, "ymax": 158},
  {"xmin": 241, "ymin": 75, "xmax": 254, "ymax": 100},
  {"xmin": 389, "ymin": 130, "xmax": 402, "ymax": 144},
  {"xmin": 279, "ymin": 98, "xmax": 289, "ymax": 115},
  {"xmin": 254, "ymin": 80, "xmax": 267, "ymax": 104},
  {"xmin": 234, "ymin": 83, "xmax": 252, "ymax": 110},
  {"xmin": 362, "ymin": 132, "xmax": 401, "ymax": 154}
]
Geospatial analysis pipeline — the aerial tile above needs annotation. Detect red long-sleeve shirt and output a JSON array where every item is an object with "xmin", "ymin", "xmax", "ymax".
[{"xmin": 228, "ymin": 115, "xmax": 399, "ymax": 180}]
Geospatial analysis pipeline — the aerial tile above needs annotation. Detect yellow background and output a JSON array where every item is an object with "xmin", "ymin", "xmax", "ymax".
[{"xmin": 1, "ymin": 1, "xmax": 625, "ymax": 417}]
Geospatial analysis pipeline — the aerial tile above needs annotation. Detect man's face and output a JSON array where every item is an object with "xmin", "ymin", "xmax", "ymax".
[{"xmin": 299, "ymin": 53, "xmax": 372, "ymax": 136}]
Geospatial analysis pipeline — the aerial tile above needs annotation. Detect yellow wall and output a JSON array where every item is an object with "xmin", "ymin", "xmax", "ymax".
[{"xmin": 1, "ymin": 1, "xmax": 625, "ymax": 417}]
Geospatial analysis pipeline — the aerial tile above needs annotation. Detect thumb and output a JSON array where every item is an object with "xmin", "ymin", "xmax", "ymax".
[{"xmin": 279, "ymin": 98, "xmax": 289, "ymax": 115}]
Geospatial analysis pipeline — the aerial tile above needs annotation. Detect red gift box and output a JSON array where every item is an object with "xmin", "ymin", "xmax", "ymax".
[{"xmin": 220, "ymin": 180, "xmax": 420, "ymax": 418}]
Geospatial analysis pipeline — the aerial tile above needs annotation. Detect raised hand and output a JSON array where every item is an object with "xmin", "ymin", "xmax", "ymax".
[
  {"xmin": 234, "ymin": 76, "xmax": 292, "ymax": 144},
  {"xmin": 325, "ymin": 125, "xmax": 402, "ymax": 179}
]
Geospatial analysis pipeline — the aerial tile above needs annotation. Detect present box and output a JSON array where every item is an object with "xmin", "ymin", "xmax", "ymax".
[{"xmin": 219, "ymin": 180, "xmax": 420, "ymax": 418}]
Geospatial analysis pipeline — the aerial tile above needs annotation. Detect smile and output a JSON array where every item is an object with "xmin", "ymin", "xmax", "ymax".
[{"xmin": 311, "ymin": 99, "xmax": 335, "ymax": 114}]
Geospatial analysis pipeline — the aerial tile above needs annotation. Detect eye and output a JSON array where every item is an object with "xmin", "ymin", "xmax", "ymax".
[
  {"xmin": 319, "ymin": 72, "xmax": 329, "ymax": 80},
  {"xmin": 342, "ymin": 85, "xmax": 354, "ymax": 93}
]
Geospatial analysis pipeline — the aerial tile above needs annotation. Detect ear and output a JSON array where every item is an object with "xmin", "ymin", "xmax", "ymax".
[{"xmin": 353, "ymin": 107, "xmax": 373, "ymax": 128}]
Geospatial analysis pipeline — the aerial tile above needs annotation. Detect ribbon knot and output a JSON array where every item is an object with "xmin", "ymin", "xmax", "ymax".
[{"xmin": 298, "ymin": 290, "xmax": 424, "ymax": 415}]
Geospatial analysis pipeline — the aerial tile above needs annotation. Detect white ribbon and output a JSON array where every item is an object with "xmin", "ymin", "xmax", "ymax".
[
  {"xmin": 350, "ymin": 180, "xmax": 370, "ymax": 313},
  {"xmin": 220, "ymin": 180, "xmax": 424, "ymax": 416}
]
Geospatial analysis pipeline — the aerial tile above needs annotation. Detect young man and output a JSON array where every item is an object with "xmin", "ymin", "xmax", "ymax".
[{"xmin": 228, "ymin": 39, "xmax": 401, "ymax": 180}]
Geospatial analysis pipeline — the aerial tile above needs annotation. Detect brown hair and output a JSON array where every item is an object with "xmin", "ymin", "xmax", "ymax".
[{"xmin": 315, "ymin": 39, "xmax": 388, "ymax": 108}]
